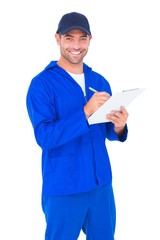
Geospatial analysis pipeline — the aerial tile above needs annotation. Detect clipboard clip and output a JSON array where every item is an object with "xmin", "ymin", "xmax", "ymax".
[{"xmin": 123, "ymin": 88, "xmax": 139, "ymax": 92}]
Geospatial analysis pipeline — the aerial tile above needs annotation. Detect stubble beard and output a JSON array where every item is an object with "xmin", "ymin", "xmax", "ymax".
[{"xmin": 62, "ymin": 49, "xmax": 88, "ymax": 65}]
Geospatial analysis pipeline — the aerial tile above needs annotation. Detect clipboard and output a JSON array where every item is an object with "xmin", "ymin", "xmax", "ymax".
[{"xmin": 88, "ymin": 88, "xmax": 145, "ymax": 125}]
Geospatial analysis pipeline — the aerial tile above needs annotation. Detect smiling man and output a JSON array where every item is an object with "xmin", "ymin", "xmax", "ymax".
[
  {"xmin": 56, "ymin": 28, "xmax": 91, "ymax": 67},
  {"xmin": 26, "ymin": 12, "xmax": 128, "ymax": 240}
]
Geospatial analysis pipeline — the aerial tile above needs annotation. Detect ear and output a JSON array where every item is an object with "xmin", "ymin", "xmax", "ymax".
[
  {"xmin": 55, "ymin": 33, "xmax": 61, "ymax": 45},
  {"xmin": 89, "ymin": 35, "xmax": 92, "ymax": 40}
]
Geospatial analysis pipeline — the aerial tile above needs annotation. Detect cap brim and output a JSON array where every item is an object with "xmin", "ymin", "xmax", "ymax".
[{"xmin": 58, "ymin": 26, "xmax": 91, "ymax": 35}]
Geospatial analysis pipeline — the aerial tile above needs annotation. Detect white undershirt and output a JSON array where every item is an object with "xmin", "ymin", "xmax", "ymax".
[{"xmin": 68, "ymin": 72, "xmax": 86, "ymax": 96}]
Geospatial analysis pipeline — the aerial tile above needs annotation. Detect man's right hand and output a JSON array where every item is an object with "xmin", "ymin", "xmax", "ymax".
[{"xmin": 84, "ymin": 92, "xmax": 110, "ymax": 119}]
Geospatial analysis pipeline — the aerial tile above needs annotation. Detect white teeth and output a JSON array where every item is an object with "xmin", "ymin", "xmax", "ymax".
[{"xmin": 71, "ymin": 52, "xmax": 80, "ymax": 55}]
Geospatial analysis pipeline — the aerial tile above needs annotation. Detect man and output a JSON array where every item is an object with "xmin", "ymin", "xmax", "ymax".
[{"xmin": 26, "ymin": 12, "xmax": 128, "ymax": 240}]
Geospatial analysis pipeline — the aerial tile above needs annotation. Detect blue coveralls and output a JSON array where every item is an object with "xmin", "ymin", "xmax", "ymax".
[{"xmin": 26, "ymin": 61, "xmax": 128, "ymax": 239}]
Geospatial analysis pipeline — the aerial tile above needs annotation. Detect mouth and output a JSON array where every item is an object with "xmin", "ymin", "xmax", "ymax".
[{"xmin": 70, "ymin": 51, "xmax": 82, "ymax": 55}]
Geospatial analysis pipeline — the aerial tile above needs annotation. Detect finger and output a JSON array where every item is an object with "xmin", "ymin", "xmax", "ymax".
[{"xmin": 94, "ymin": 92, "xmax": 110, "ymax": 98}]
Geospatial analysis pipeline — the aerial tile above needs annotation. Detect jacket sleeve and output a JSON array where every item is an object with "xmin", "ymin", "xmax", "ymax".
[
  {"xmin": 105, "ymin": 122, "xmax": 128, "ymax": 142},
  {"xmin": 26, "ymin": 78, "xmax": 90, "ymax": 150}
]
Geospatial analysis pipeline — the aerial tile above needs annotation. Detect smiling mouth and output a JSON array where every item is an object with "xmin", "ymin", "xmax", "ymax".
[{"xmin": 70, "ymin": 51, "xmax": 81, "ymax": 55}]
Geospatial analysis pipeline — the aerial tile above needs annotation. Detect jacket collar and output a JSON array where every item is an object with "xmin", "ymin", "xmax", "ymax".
[{"xmin": 44, "ymin": 60, "xmax": 92, "ymax": 72}]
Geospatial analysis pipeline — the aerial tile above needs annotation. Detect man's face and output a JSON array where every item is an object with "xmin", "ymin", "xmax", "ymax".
[{"xmin": 55, "ymin": 29, "xmax": 92, "ymax": 65}]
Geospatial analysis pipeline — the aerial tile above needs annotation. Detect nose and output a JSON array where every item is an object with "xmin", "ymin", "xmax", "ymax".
[{"xmin": 71, "ymin": 39, "xmax": 81, "ymax": 49}]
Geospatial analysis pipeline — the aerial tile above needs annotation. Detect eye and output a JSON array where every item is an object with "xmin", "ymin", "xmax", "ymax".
[
  {"xmin": 81, "ymin": 37, "xmax": 87, "ymax": 41},
  {"xmin": 65, "ymin": 37, "xmax": 73, "ymax": 41}
]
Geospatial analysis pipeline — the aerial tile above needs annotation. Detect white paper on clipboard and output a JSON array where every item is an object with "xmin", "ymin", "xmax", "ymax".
[{"xmin": 88, "ymin": 88, "xmax": 146, "ymax": 125}]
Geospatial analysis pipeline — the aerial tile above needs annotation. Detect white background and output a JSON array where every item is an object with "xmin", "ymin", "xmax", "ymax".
[{"xmin": 0, "ymin": 0, "xmax": 160, "ymax": 239}]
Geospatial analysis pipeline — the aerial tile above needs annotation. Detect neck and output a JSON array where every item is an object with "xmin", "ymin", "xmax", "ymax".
[{"xmin": 57, "ymin": 58, "xmax": 83, "ymax": 74}]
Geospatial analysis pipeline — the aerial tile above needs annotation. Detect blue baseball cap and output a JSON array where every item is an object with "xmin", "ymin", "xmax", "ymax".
[{"xmin": 56, "ymin": 12, "xmax": 91, "ymax": 35}]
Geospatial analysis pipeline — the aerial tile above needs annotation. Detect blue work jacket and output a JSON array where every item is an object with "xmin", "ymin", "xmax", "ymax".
[{"xmin": 26, "ymin": 61, "xmax": 128, "ymax": 196}]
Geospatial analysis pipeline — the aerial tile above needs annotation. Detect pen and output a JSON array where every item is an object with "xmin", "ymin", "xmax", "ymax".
[{"xmin": 89, "ymin": 87, "xmax": 98, "ymax": 93}]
